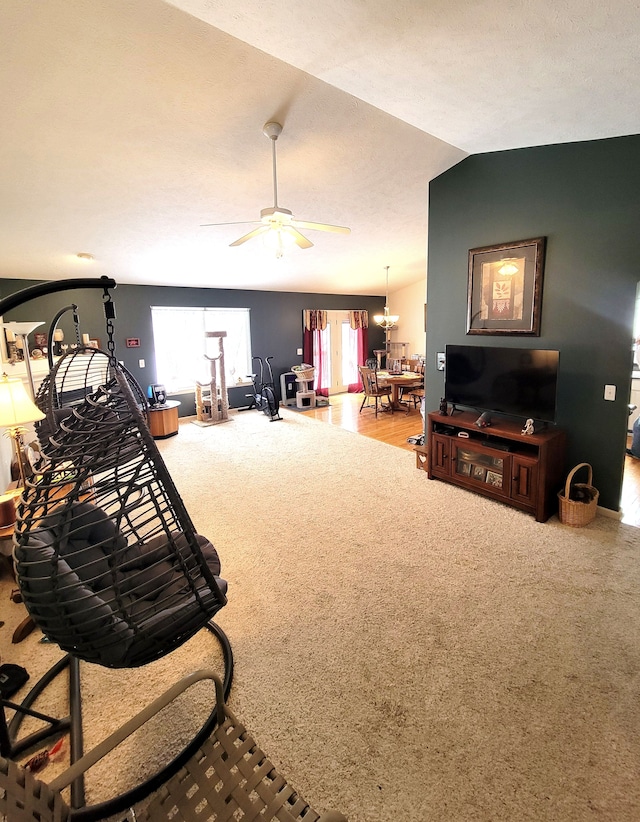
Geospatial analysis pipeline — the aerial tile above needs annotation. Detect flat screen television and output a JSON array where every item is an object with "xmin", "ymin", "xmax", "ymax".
[{"xmin": 445, "ymin": 345, "xmax": 559, "ymax": 424}]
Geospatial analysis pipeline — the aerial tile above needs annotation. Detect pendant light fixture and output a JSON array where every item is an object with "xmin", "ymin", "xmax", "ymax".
[{"xmin": 373, "ymin": 266, "xmax": 399, "ymax": 329}]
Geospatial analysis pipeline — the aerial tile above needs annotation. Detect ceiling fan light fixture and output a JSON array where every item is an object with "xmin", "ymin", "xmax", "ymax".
[{"xmin": 263, "ymin": 226, "xmax": 296, "ymax": 258}]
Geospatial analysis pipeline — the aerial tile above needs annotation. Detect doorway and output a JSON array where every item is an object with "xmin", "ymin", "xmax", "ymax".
[
  {"xmin": 621, "ymin": 281, "xmax": 640, "ymax": 526},
  {"xmin": 319, "ymin": 311, "xmax": 359, "ymax": 395}
]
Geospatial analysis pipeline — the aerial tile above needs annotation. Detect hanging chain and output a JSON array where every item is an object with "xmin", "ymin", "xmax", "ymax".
[
  {"xmin": 102, "ymin": 285, "xmax": 117, "ymax": 364},
  {"xmin": 72, "ymin": 304, "xmax": 81, "ymax": 347}
]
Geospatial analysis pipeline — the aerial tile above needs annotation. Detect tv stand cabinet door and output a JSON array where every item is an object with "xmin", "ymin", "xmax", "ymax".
[
  {"xmin": 511, "ymin": 456, "xmax": 538, "ymax": 511},
  {"xmin": 430, "ymin": 434, "xmax": 451, "ymax": 477}
]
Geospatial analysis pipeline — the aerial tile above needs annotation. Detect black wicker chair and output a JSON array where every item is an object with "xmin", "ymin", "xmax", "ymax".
[
  {"xmin": 7, "ymin": 349, "xmax": 231, "ymax": 819},
  {"xmin": 15, "ymin": 350, "xmax": 227, "ymax": 669}
]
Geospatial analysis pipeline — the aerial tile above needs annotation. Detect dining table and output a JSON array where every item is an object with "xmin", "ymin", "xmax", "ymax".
[{"xmin": 376, "ymin": 370, "xmax": 424, "ymax": 411}]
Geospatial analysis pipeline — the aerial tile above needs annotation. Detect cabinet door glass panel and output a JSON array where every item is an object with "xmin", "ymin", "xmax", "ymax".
[{"xmin": 455, "ymin": 447, "xmax": 504, "ymax": 488}]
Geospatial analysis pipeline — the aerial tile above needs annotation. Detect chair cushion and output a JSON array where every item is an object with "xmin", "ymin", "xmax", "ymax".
[{"xmin": 15, "ymin": 501, "xmax": 226, "ymax": 667}]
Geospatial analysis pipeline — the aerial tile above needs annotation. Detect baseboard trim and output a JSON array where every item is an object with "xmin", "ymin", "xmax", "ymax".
[{"xmin": 597, "ymin": 505, "xmax": 621, "ymax": 520}]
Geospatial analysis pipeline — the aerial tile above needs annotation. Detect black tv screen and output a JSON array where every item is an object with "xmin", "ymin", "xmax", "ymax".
[{"xmin": 445, "ymin": 345, "xmax": 559, "ymax": 423}]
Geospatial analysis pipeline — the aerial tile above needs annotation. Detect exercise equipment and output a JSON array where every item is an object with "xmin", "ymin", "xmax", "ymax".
[{"xmin": 242, "ymin": 355, "xmax": 281, "ymax": 420}]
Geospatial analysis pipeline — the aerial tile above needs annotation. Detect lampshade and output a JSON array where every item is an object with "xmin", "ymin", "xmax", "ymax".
[
  {"xmin": 0, "ymin": 373, "xmax": 45, "ymax": 428},
  {"xmin": 3, "ymin": 321, "xmax": 45, "ymax": 337}
]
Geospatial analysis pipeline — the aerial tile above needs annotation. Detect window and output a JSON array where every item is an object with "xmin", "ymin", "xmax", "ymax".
[{"xmin": 151, "ymin": 306, "xmax": 252, "ymax": 393}]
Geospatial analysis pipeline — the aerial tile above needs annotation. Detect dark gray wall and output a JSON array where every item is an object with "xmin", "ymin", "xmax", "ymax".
[
  {"xmin": 426, "ymin": 134, "xmax": 640, "ymax": 511},
  {"xmin": 0, "ymin": 279, "xmax": 386, "ymax": 412}
]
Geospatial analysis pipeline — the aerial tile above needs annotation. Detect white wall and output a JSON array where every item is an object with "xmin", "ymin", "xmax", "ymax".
[{"xmin": 387, "ymin": 278, "xmax": 427, "ymax": 357}]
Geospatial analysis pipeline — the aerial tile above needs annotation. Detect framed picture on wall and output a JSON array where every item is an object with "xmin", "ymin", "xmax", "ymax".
[{"xmin": 467, "ymin": 237, "xmax": 546, "ymax": 336}]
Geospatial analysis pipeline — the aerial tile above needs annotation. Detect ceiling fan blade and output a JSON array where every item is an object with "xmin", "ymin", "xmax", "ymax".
[
  {"xmin": 284, "ymin": 226, "xmax": 314, "ymax": 249},
  {"xmin": 229, "ymin": 225, "xmax": 271, "ymax": 247},
  {"xmin": 293, "ymin": 219, "xmax": 351, "ymax": 234},
  {"xmin": 201, "ymin": 220, "xmax": 261, "ymax": 227}
]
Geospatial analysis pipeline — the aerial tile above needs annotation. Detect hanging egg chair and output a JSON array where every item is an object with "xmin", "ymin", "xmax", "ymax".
[
  {"xmin": 0, "ymin": 278, "xmax": 233, "ymax": 820},
  {"xmin": 14, "ymin": 349, "xmax": 227, "ymax": 668}
]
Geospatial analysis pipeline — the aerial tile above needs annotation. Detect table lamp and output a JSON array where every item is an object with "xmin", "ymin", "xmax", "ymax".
[
  {"xmin": 0, "ymin": 373, "xmax": 45, "ymax": 489},
  {"xmin": 3, "ymin": 321, "xmax": 45, "ymax": 399}
]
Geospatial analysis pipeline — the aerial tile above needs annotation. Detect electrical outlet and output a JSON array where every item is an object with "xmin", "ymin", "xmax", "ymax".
[
  {"xmin": 296, "ymin": 348, "xmax": 303, "ymax": 356},
  {"xmin": 604, "ymin": 384, "xmax": 616, "ymax": 401},
  {"xmin": 139, "ymin": 359, "xmax": 145, "ymax": 368}
]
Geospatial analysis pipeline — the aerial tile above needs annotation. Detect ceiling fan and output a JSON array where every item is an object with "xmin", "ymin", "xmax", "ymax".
[{"xmin": 201, "ymin": 121, "xmax": 351, "ymax": 257}]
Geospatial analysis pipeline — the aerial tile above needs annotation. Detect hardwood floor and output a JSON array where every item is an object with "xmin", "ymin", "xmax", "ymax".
[
  {"xmin": 622, "ymin": 437, "xmax": 640, "ymax": 527},
  {"xmin": 302, "ymin": 391, "xmax": 423, "ymax": 452},
  {"xmin": 301, "ymin": 392, "xmax": 640, "ymax": 528}
]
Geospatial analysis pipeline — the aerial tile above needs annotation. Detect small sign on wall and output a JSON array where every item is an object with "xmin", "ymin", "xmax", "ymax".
[{"xmin": 126, "ymin": 338, "xmax": 141, "ymax": 348}]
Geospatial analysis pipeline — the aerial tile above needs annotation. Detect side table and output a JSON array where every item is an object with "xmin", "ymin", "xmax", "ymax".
[
  {"xmin": 0, "ymin": 522, "xmax": 15, "ymax": 576},
  {"xmin": 148, "ymin": 400, "xmax": 181, "ymax": 439},
  {"xmin": 0, "ymin": 489, "xmax": 21, "ymax": 573}
]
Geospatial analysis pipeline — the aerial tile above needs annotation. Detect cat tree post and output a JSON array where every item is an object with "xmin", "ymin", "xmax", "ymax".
[{"xmin": 194, "ymin": 331, "xmax": 230, "ymax": 426}]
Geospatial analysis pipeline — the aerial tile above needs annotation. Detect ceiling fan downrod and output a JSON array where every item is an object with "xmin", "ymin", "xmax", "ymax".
[{"xmin": 263, "ymin": 121, "xmax": 283, "ymax": 209}]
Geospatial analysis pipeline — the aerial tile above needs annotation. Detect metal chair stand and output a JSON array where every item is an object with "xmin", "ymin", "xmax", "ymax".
[
  {"xmin": 0, "ymin": 669, "xmax": 346, "ymax": 822},
  {"xmin": 0, "ymin": 622, "xmax": 233, "ymax": 821}
]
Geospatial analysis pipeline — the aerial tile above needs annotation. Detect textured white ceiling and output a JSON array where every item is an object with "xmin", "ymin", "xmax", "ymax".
[
  {"xmin": 0, "ymin": 0, "xmax": 638, "ymax": 296},
  {"xmin": 169, "ymin": 0, "xmax": 640, "ymax": 153}
]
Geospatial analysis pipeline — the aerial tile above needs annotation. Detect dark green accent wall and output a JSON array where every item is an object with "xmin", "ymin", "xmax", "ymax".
[
  {"xmin": 426, "ymin": 134, "xmax": 640, "ymax": 512},
  {"xmin": 0, "ymin": 279, "xmax": 386, "ymax": 412}
]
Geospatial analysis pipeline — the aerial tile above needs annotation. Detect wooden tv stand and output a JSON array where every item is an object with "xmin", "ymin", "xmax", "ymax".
[{"xmin": 427, "ymin": 411, "xmax": 566, "ymax": 522}]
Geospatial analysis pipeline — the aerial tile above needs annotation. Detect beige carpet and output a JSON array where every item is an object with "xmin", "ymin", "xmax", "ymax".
[{"xmin": 2, "ymin": 407, "xmax": 640, "ymax": 821}]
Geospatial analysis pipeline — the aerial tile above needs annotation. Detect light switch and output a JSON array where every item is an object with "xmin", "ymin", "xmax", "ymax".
[
  {"xmin": 139, "ymin": 359, "xmax": 145, "ymax": 368},
  {"xmin": 296, "ymin": 348, "xmax": 303, "ymax": 356},
  {"xmin": 604, "ymin": 384, "xmax": 616, "ymax": 401}
]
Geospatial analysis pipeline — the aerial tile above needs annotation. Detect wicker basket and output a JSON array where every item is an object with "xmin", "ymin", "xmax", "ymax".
[
  {"xmin": 557, "ymin": 462, "xmax": 599, "ymax": 527},
  {"xmin": 292, "ymin": 365, "xmax": 315, "ymax": 382}
]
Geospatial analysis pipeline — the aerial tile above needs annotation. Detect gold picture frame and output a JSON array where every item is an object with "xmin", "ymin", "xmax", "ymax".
[{"xmin": 467, "ymin": 237, "xmax": 546, "ymax": 336}]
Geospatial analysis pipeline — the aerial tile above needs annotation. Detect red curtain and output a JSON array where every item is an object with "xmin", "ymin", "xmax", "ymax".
[{"xmin": 348, "ymin": 325, "xmax": 368, "ymax": 392}]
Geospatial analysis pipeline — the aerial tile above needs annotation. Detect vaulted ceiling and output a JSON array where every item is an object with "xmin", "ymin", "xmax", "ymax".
[{"xmin": 1, "ymin": 0, "xmax": 638, "ymax": 295}]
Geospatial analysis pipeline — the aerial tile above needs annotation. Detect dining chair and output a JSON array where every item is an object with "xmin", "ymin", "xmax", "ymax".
[
  {"xmin": 402, "ymin": 360, "xmax": 425, "ymax": 408},
  {"xmin": 358, "ymin": 365, "xmax": 393, "ymax": 416}
]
